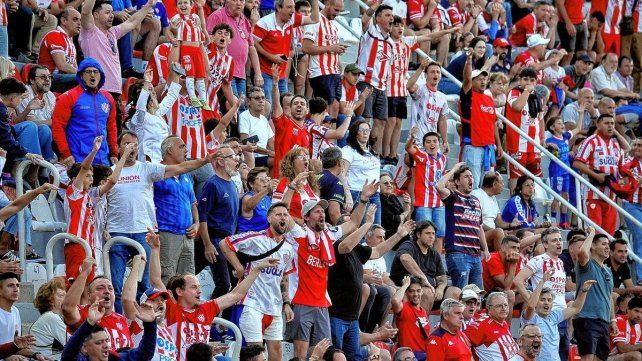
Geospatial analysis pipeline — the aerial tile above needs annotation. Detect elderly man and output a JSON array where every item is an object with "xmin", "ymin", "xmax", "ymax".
[
  {"xmin": 512, "ymin": 325, "xmax": 543, "ymax": 361},
  {"xmin": 561, "ymin": 88, "xmax": 598, "ymax": 131},
  {"xmin": 465, "ymin": 292, "xmax": 519, "ymax": 360},
  {"xmin": 38, "ymin": 6, "xmax": 81, "ymax": 92},
  {"xmin": 425, "ymin": 298, "xmax": 473, "ymax": 360},
  {"xmin": 592, "ymin": 53, "xmax": 642, "ymax": 100}
]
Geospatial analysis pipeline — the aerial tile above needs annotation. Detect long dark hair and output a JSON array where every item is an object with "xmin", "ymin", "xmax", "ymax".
[
  {"xmin": 346, "ymin": 120, "xmax": 371, "ymax": 156},
  {"xmin": 513, "ymin": 175, "xmax": 535, "ymax": 207}
]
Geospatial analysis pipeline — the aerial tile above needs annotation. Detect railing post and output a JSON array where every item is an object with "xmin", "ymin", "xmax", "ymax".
[
  {"xmin": 213, "ymin": 317, "xmax": 242, "ymax": 360},
  {"xmin": 45, "ymin": 233, "xmax": 92, "ymax": 280},
  {"xmin": 102, "ymin": 236, "xmax": 146, "ymax": 282}
]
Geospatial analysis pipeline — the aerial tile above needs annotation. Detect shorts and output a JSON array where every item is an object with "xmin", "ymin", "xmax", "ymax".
[
  {"xmin": 603, "ymin": 33, "xmax": 621, "ymax": 55},
  {"xmin": 557, "ymin": 22, "xmax": 588, "ymax": 52},
  {"xmin": 572, "ymin": 318, "xmax": 610, "ymax": 360},
  {"xmin": 508, "ymin": 151, "xmax": 542, "ymax": 179},
  {"xmin": 180, "ymin": 44, "xmax": 206, "ymax": 78},
  {"xmin": 357, "ymin": 81, "xmax": 387, "ymax": 120},
  {"xmin": 414, "ymin": 206, "xmax": 445, "ymax": 237},
  {"xmin": 550, "ymin": 175, "xmax": 570, "ymax": 194},
  {"xmin": 286, "ymin": 304, "xmax": 331, "ymax": 344},
  {"xmin": 64, "ymin": 242, "xmax": 95, "ymax": 287},
  {"xmin": 310, "ymin": 74, "xmax": 342, "ymax": 104},
  {"xmin": 238, "ymin": 305, "xmax": 284, "ymax": 342},
  {"xmin": 255, "ymin": 156, "xmax": 268, "ymax": 167},
  {"xmin": 387, "ymin": 96, "xmax": 408, "ymax": 119}
]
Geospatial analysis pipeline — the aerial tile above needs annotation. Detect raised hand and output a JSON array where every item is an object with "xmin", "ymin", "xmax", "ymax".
[
  {"xmin": 137, "ymin": 302, "xmax": 157, "ymax": 323},
  {"xmin": 87, "ymin": 301, "xmax": 105, "ymax": 325},
  {"xmin": 120, "ymin": 143, "xmax": 135, "ymax": 159},
  {"xmin": 254, "ymin": 258, "xmax": 279, "ymax": 271},
  {"xmin": 365, "ymin": 204, "xmax": 377, "ymax": 224},
  {"xmin": 396, "ymin": 220, "xmax": 415, "ymax": 237},
  {"xmin": 80, "ymin": 258, "xmax": 95, "ymax": 275},
  {"xmin": 581, "ymin": 280, "xmax": 597, "ymax": 293},
  {"xmin": 361, "ymin": 179, "xmax": 380, "ymax": 199},
  {"xmin": 145, "ymin": 227, "xmax": 160, "ymax": 249},
  {"xmin": 343, "ymin": 101, "xmax": 355, "ymax": 117},
  {"xmin": 311, "ymin": 338, "xmax": 331, "ymax": 359},
  {"xmin": 543, "ymin": 268, "xmax": 554, "ymax": 282},
  {"xmin": 410, "ymin": 126, "xmax": 419, "ymax": 139},
  {"xmin": 143, "ymin": 68, "xmax": 154, "ymax": 83},
  {"xmin": 35, "ymin": 183, "xmax": 58, "ymax": 194},
  {"xmin": 92, "ymin": 136, "xmax": 104, "ymax": 153},
  {"xmin": 402, "ymin": 275, "xmax": 411, "ymax": 288}
]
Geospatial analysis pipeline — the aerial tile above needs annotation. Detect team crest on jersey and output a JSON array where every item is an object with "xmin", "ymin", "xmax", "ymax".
[
  {"xmin": 197, "ymin": 314, "xmax": 205, "ymax": 322},
  {"xmin": 376, "ymin": 49, "xmax": 389, "ymax": 62},
  {"xmin": 101, "ymin": 103, "xmax": 109, "ymax": 114},
  {"xmin": 116, "ymin": 323, "xmax": 122, "ymax": 330}
]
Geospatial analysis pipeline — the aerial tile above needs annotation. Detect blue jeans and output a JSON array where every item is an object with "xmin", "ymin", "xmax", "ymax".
[
  {"xmin": 415, "ymin": 207, "xmax": 445, "ymax": 237},
  {"xmin": 230, "ymin": 77, "xmax": 247, "ymax": 98},
  {"xmin": 117, "ymin": 33, "xmax": 133, "ymax": 70},
  {"xmin": 12, "ymin": 122, "xmax": 55, "ymax": 161},
  {"xmin": 209, "ymin": 236, "xmax": 231, "ymax": 298},
  {"xmin": 261, "ymin": 73, "xmax": 288, "ymax": 109},
  {"xmin": 108, "ymin": 232, "xmax": 151, "ymax": 314},
  {"xmin": 0, "ymin": 26, "xmax": 7, "ymax": 58},
  {"xmin": 445, "ymin": 251, "xmax": 483, "ymax": 289},
  {"xmin": 438, "ymin": 77, "xmax": 461, "ymax": 95},
  {"xmin": 461, "ymin": 144, "xmax": 485, "ymax": 189},
  {"xmin": 0, "ymin": 199, "xmax": 32, "ymax": 246},
  {"xmin": 330, "ymin": 317, "xmax": 362, "ymax": 361},
  {"xmin": 349, "ymin": 190, "xmax": 381, "ymax": 225},
  {"xmin": 624, "ymin": 201, "xmax": 642, "ymax": 280}
]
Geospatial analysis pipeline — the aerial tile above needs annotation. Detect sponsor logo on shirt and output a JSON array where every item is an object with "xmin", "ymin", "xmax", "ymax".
[{"xmin": 118, "ymin": 175, "xmax": 141, "ymax": 184}]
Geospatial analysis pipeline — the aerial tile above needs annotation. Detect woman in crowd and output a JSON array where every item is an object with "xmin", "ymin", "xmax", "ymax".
[
  {"xmin": 30, "ymin": 278, "xmax": 67, "ymax": 360},
  {"xmin": 0, "ymin": 58, "xmax": 16, "ymax": 80},
  {"xmin": 272, "ymin": 147, "xmax": 319, "ymax": 222},
  {"xmin": 501, "ymin": 175, "xmax": 542, "ymax": 230},
  {"xmin": 379, "ymin": 173, "xmax": 411, "ymax": 240},
  {"xmin": 239, "ymin": 166, "xmax": 278, "ymax": 232}
]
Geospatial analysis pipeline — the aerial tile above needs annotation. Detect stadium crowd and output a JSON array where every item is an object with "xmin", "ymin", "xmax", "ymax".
[{"xmin": 0, "ymin": 0, "xmax": 642, "ymax": 359}]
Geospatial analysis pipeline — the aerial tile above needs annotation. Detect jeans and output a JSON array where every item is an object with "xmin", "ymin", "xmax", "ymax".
[
  {"xmin": 558, "ymin": 320, "xmax": 569, "ymax": 361},
  {"xmin": 461, "ymin": 144, "xmax": 485, "ymax": 189},
  {"xmin": 209, "ymin": 235, "xmax": 231, "ymax": 298},
  {"xmin": 51, "ymin": 73, "xmax": 78, "ymax": 93},
  {"xmin": 230, "ymin": 77, "xmax": 247, "ymax": 98},
  {"xmin": 445, "ymin": 251, "xmax": 483, "ymax": 289},
  {"xmin": 261, "ymin": 73, "xmax": 288, "ymax": 109},
  {"xmin": 349, "ymin": 190, "xmax": 381, "ymax": 225},
  {"xmin": 117, "ymin": 33, "xmax": 133, "ymax": 71},
  {"xmin": 330, "ymin": 317, "xmax": 362, "ymax": 361},
  {"xmin": 414, "ymin": 207, "xmax": 445, "ymax": 237},
  {"xmin": 359, "ymin": 284, "xmax": 392, "ymax": 333},
  {"xmin": 12, "ymin": 121, "xmax": 55, "ymax": 161},
  {"xmin": 108, "ymin": 232, "xmax": 151, "ymax": 314},
  {"xmin": 624, "ymin": 201, "xmax": 642, "ymax": 280},
  {"xmin": 0, "ymin": 26, "xmax": 7, "ymax": 58},
  {"xmin": 437, "ymin": 77, "xmax": 461, "ymax": 95},
  {"xmin": 0, "ymin": 199, "xmax": 32, "ymax": 246}
]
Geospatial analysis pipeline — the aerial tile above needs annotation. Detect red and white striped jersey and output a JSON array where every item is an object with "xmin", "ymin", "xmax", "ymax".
[
  {"xmin": 409, "ymin": 84, "xmax": 449, "ymax": 145},
  {"xmin": 575, "ymin": 133, "xmax": 622, "ymax": 201},
  {"xmin": 393, "ymin": 155, "xmax": 411, "ymax": 190},
  {"xmin": 206, "ymin": 44, "xmax": 234, "ymax": 115},
  {"xmin": 611, "ymin": 314, "xmax": 642, "ymax": 355},
  {"xmin": 305, "ymin": 119, "xmax": 332, "ymax": 160},
  {"xmin": 446, "ymin": 3, "xmax": 469, "ymax": 26},
  {"xmin": 357, "ymin": 23, "xmax": 394, "ymax": 91},
  {"xmin": 592, "ymin": 0, "xmax": 624, "ymax": 35},
  {"xmin": 505, "ymin": 89, "xmax": 542, "ymax": 154},
  {"xmin": 38, "ymin": 27, "xmax": 78, "ymax": 73},
  {"xmin": 130, "ymin": 320, "xmax": 178, "ymax": 361},
  {"xmin": 165, "ymin": 298, "xmax": 220, "ymax": 361},
  {"xmin": 287, "ymin": 224, "xmax": 342, "ymax": 308},
  {"xmin": 272, "ymin": 178, "xmax": 319, "ymax": 219},
  {"xmin": 623, "ymin": 156, "xmax": 642, "ymax": 204},
  {"xmin": 340, "ymin": 79, "xmax": 359, "ymax": 102},
  {"xmin": 630, "ymin": 0, "xmax": 642, "ymax": 33},
  {"xmin": 65, "ymin": 185, "xmax": 100, "ymax": 247},
  {"xmin": 412, "ymin": 149, "xmax": 446, "ymax": 208},
  {"xmin": 303, "ymin": 14, "xmax": 340, "ymax": 78},
  {"xmin": 172, "ymin": 13, "xmax": 204, "ymax": 42},
  {"xmin": 224, "ymin": 229, "xmax": 297, "ymax": 316},
  {"xmin": 253, "ymin": 13, "xmax": 304, "ymax": 77},
  {"xmin": 513, "ymin": 50, "xmax": 543, "ymax": 82},
  {"xmin": 407, "ymin": 0, "xmax": 425, "ymax": 23},
  {"xmin": 465, "ymin": 317, "xmax": 519, "ymax": 361},
  {"xmin": 526, "ymin": 253, "xmax": 567, "ymax": 310},
  {"xmin": 0, "ymin": 0, "xmax": 6, "ymax": 26},
  {"xmin": 165, "ymin": 94, "xmax": 208, "ymax": 159},
  {"xmin": 388, "ymin": 36, "xmax": 419, "ymax": 97},
  {"xmin": 430, "ymin": 4, "xmax": 453, "ymax": 29},
  {"xmin": 146, "ymin": 43, "xmax": 171, "ymax": 85},
  {"xmin": 70, "ymin": 306, "xmax": 133, "ymax": 351}
]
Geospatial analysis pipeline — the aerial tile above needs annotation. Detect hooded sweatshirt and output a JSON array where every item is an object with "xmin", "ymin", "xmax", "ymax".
[{"xmin": 52, "ymin": 58, "xmax": 118, "ymax": 165}]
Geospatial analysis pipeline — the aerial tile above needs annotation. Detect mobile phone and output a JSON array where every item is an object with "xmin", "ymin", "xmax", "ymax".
[
  {"xmin": 241, "ymin": 135, "xmax": 260, "ymax": 144},
  {"xmin": 280, "ymin": 54, "xmax": 288, "ymax": 61}
]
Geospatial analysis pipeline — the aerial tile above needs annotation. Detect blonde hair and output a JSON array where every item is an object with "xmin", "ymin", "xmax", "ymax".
[
  {"xmin": 279, "ymin": 147, "xmax": 318, "ymax": 192},
  {"xmin": 489, "ymin": 72, "xmax": 509, "ymax": 85},
  {"xmin": 0, "ymin": 58, "xmax": 16, "ymax": 80}
]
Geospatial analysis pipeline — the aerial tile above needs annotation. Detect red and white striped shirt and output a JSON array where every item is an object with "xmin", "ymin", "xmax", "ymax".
[
  {"xmin": 272, "ymin": 178, "xmax": 319, "ymax": 219},
  {"xmin": 38, "ymin": 27, "xmax": 77, "ymax": 73},
  {"xmin": 430, "ymin": 4, "xmax": 453, "ymax": 29},
  {"xmin": 65, "ymin": 185, "xmax": 100, "ymax": 247},
  {"xmin": 630, "ymin": 0, "xmax": 642, "ymax": 33},
  {"xmin": 172, "ymin": 13, "xmax": 203, "ymax": 42},
  {"xmin": 611, "ymin": 314, "xmax": 642, "ymax": 355},
  {"xmin": 146, "ymin": 43, "xmax": 171, "ymax": 85},
  {"xmin": 393, "ymin": 155, "xmax": 411, "ymax": 190},
  {"xmin": 592, "ymin": 0, "xmax": 624, "ymax": 35},
  {"xmin": 0, "ymin": 0, "xmax": 6, "ymax": 26},
  {"xmin": 303, "ymin": 14, "xmax": 340, "ymax": 78},
  {"xmin": 253, "ymin": 13, "xmax": 304, "ymax": 78},
  {"xmin": 623, "ymin": 156, "xmax": 642, "ymax": 204},
  {"xmin": 357, "ymin": 24, "xmax": 394, "ymax": 91},
  {"xmin": 505, "ymin": 88, "xmax": 542, "ymax": 154},
  {"xmin": 575, "ymin": 133, "xmax": 622, "ymax": 201},
  {"xmin": 305, "ymin": 120, "xmax": 332, "ymax": 160},
  {"xmin": 165, "ymin": 94, "xmax": 208, "ymax": 159},
  {"xmin": 446, "ymin": 3, "xmax": 469, "ymax": 26},
  {"xmin": 388, "ymin": 36, "xmax": 418, "ymax": 97},
  {"xmin": 206, "ymin": 44, "xmax": 234, "ymax": 116},
  {"xmin": 412, "ymin": 149, "xmax": 445, "ymax": 208},
  {"xmin": 165, "ymin": 298, "xmax": 220, "ymax": 361},
  {"xmin": 410, "ymin": 84, "xmax": 449, "ymax": 145},
  {"xmin": 465, "ymin": 317, "xmax": 519, "ymax": 361}
]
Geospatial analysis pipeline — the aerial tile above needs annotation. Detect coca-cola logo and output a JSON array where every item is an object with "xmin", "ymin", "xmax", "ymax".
[{"xmin": 480, "ymin": 105, "xmax": 495, "ymax": 114}]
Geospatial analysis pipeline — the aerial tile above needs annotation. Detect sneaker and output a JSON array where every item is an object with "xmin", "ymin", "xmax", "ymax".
[
  {"xmin": 200, "ymin": 100, "xmax": 212, "ymax": 111},
  {"xmin": 26, "ymin": 248, "xmax": 44, "ymax": 262},
  {"xmin": 190, "ymin": 98, "xmax": 203, "ymax": 108},
  {"xmin": 15, "ymin": 52, "xmax": 35, "ymax": 64},
  {"xmin": 0, "ymin": 250, "xmax": 19, "ymax": 263}
]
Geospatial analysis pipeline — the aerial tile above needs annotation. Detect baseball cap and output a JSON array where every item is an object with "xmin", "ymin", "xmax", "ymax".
[
  {"xmin": 301, "ymin": 199, "xmax": 329, "ymax": 216},
  {"xmin": 577, "ymin": 54, "xmax": 594, "ymax": 64},
  {"xmin": 461, "ymin": 289, "xmax": 480, "ymax": 301},
  {"xmin": 493, "ymin": 38, "xmax": 510, "ymax": 48},
  {"xmin": 471, "ymin": 69, "xmax": 489, "ymax": 79},
  {"xmin": 527, "ymin": 34, "xmax": 550, "ymax": 48},
  {"xmin": 462, "ymin": 284, "xmax": 485, "ymax": 294},
  {"xmin": 140, "ymin": 287, "xmax": 170, "ymax": 304},
  {"xmin": 344, "ymin": 63, "xmax": 364, "ymax": 74}
]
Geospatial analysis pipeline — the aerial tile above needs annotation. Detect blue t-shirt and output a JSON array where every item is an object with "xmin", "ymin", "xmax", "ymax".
[
  {"xmin": 501, "ymin": 195, "xmax": 538, "ymax": 228},
  {"xmin": 546, "ymin": 131, "xmax": 572, "ymax": 178},
  {"xmin": 198, "ymin": 174, "xmax": 239, "ymax": 237},
  {"xmin": 522, "ymin": 309, "xmax": 564, "ymax": 361},
  {"xmin": 576, "ymin": 258, "xmax": 614, "ymax": 322},
  {"xmin": 135, "ymin": 0, "xmax": 169, "ymax": 27},
  {"xmin": 153, "ymin": 173, "xmax": 197, "ymax": 235},
  {"xmin": 238, "ymin": 191, "xmax": 270, "ymax": 232}
]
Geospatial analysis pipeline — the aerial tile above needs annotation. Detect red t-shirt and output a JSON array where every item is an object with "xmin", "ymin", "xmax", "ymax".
[
  {"xmin": 252, "ymin": 13, "xmax": 303, "ymax": 77},
  {"xmin": 509, "ymin": 13, "xmax": 536, "ymax": 47},
  {"xmin": 482, "ymin": 252, "xmax": 522, "ymax": 290},
  {"xmin": 394, "ymin": 302, "xmax": 431, "ymax": 352},
  {"xmin": 272, "ymin": 177, "xmax": 319, "ymax": 219},
  {"xmin": 68, "ymin": 305, "xmax": 133, "ymax": 351},
  {"xmin": 465, "ymin": 317, "xmax": 519, "ymax": 361},
  {"xmin": 561, "ymin": 0, "xmax": 584, "ymax": 24},
  {"xmin": 165, "ymin": 298, "xmax": 220, "ymax": 361},
  {"xmin": 426, "ymin": 326, "xmax": 474, "ymax": 360},
  {"xmin": 272, "ymin": 114, "xmax": 311, "ymax": 177},
  {"xmin": 38, "ymin": 27, "xmax": 77, "ymax": 73},
  {"xmin": 514, "ymin": 50, "xmax": 543, "ymax": 81}
]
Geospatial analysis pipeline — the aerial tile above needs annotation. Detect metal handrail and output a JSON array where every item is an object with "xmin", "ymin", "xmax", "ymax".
[
  {"xmin": 213, "ymin": 317, "xmax": 242, "ymax": 360},
  {"xmin": 102, "ymin": 236, "xmax": 146, "ymax": 282},
  {"xmin": 45, "ymin": 233, "xmax": 92, "ymax": 280},
  {"xmin": 15, "ymin": 159, "xmax": 60, "ymax": 280}
]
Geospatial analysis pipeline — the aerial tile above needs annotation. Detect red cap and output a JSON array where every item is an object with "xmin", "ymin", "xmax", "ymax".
[{"xmin": 493, "ymin": 38, "xmax": 510, "ymax": 48}]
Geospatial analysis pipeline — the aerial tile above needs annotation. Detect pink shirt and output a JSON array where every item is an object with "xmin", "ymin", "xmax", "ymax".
[
  {"xmin": 206, "ymin": 7, "xmax": 253, "ymax": 79},
  {"xmin": 79, "ymin": 23, "xmax": 125, "ymax": 94}
]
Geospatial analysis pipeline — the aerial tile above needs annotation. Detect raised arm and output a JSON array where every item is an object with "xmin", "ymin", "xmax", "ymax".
[
  {"xmin": 164, "ymin": 153, "xmax": 213, "ymax": 179},
  {"xmin": 301, "ymin": 0, "xmax": 318, "ymax": 25},
  {"xmin": 0, "ymin": 183, "xmax": 56, "ymax": 221},
  {"xmin": 119, "ymin": 0, "xmax": 156, "ymax": 34},
  {"xmin": 337, "ymin": 205, "xmax": 376, "ymax": 255},
  {"xmin": 437, "ymin": 161, "xmax": 465, "ymax": 199},
  {"xmin": 80, "ymin": 0, "xmax": 96, "ymax": 30},
  {"xmin": 563, "ymin": 280, "xmax": 596, "ymax": 319},
  {"xmin": 405, "ymin": 127, "xmax": 419, "ymax": 156},
  {"xmin": 361, "ymin": 0, "xmax": 381, "ymax": 32},
  {"xmin": 462, "ymin": 50, "xmax": 473, "ymax": 93},
  {"xmin": 407, "ymin": 58, "xmax": 428, "ymax": 94},
  {"xmin": 145, "ymin": 229, "xmax": 166, "ymax": 291},
  {"xmin": 323, "ymin": 103, "xmax": 353, "ymax": 139},
  {"xmin": 523, "ymin": 268, "xmax": 553, "ymax": 320},
  {"xmin": 512, "ymin": 266, "xmax": 535, "ymax": 303},
  {"xmin": 122, "ymin": 255, "xmax": 145, "ymax": 320},
  {"xmin": 391, "ymin": 275, "xmax": 411, "ymax": 313},
  {"xmin": 98, "ymin": 143, "xmax": 133, "ymax": 197},
  {"xmin": 340, "ymin": 180, "xmax": 379, "ymax": 235},
  {"xmin": 577, "ymin": 226, "xmax": 595, "ymax": 267},
  {"xmin": 62, "ymin": 258, "xmax": 95, "ymax": 327},
  {"xmin": 369, "ymin": 220, "xmax": 414, "ymax": 259},
  {"xmin": 216, "ymin": 258, "xmax": 279, "ymax": 310}
]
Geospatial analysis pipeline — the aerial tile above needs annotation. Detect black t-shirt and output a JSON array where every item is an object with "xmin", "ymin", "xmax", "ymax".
[
  {"xmin": 328, "ymin": 240, "xmax": 373, "ymax": 320},
  {"xmin": 389, "ymin": 240, "xmax": 445, "ymax": 287},
  {"xmin": 606, "ymin": 258, "xmax": 631, "ymax": 289},
  {"xmin": 560, "ymin": 250, "xmax": 576, "ymax": 283},
  {"xmin": 563, "ymin": 65, "xmax": 588, "ymax": 93},
  {"xmin": 319, "ymin": 170, "xmax": 345, "ymax": 223}
]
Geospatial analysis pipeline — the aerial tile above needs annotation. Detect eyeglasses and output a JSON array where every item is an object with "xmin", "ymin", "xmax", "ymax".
[
  {"xmin": 35, "ymin": 75, "xmax": 53, "ymax": 80},
  {"xmin": 295, "ymin": 155, "xmax": 310, "ymax": 161},
  {"xmin": 83, "ymin": 69, "xmax": 100, "ymax": 75},
  {"xmin": 222, "ymin": 154, "xmax": 240, "ymax": 163},
  {"xmin": 358, "ymin": 128, "xmax": 371, "ymax": 134}
]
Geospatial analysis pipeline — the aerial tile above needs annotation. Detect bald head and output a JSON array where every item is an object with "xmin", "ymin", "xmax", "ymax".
[
  {"xmin": 598, "ymin": 97, "xmax": 616, "ymax": 116},
  {"xmin": 60, "ymin": 6, "xmax": 81, "ymax": 36}
]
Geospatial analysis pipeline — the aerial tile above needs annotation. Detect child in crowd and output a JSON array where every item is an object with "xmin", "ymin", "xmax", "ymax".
[{"xmin": 306, "ymin": 97, "xmax": 353, "ymax": 161}]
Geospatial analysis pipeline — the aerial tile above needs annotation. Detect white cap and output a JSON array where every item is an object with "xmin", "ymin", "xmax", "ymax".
[
  {"xmin": 301, "ymin": 199, "xmax": 329, "ymax": 216},
  {"xmin": 461, "ymin": 289, "xmax": 480, "ymax": 301},
  {"xmin": 527, "ymin": 34, "xmax": 550, "ymax": 48},
  {"xmin": 471, "ymin": 69, "xmax": 489, "ymax": 79}
]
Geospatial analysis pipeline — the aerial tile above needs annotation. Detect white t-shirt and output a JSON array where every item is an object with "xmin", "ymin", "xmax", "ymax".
[
  {"xmin": 106, "ymin": 161, "xmax": 165, "ymax": 234},
  {"xmin": 0, "ymin": 306, "xmax": 21, "ymax": 344},
  {"xmin": 410, "ymin": 84, "xmax": 449, "ymax": 146},
  {"xmin": 30, "ymin": 311, "xmax": 67, "ymax": 360},
  {"xmin": 526, "ymin": 253, "xmax": 567, "ymax": 310},
  {"xmin": 471, "ymin": 188, "xmax": 500, "ymax": 230},
  {"xmin": 238, "ymin": 110, "xmax": 274, "ymax": 152},
  {"xmin": 341, "ymin": 146, "xmax": 381, "ymax": 191},
  {"xmin": 364, "ymin": 257, "xmax": 387, "ymax": 275}
]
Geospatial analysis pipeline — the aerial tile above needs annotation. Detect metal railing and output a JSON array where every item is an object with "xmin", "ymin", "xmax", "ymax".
[
  {"xmin": 15, "ymin": 159, "xmax": 60, "ymax": 280},
  {"xmin": 102, "ymin": 236, "xmax": 146, "ymax": 282},
  {"xmin": 45, "ymin": 233, "xmax": 92, "ymax": 280},
  {"xmin": 213, "ymin": 317, "xmax": 242, "ymax": 360}
]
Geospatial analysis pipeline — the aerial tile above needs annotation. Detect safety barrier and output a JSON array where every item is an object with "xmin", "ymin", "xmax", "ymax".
[
  {"xmin": 213, "ymin": 317, "xmax": 242, "ymax": 360},
  {"xmin": 45, "ymin": 233, "xmax": 92, "ymax": 280},
  {"xmin": 102, "ymin": 236, "xmax": 146, "ymax": 282}
]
